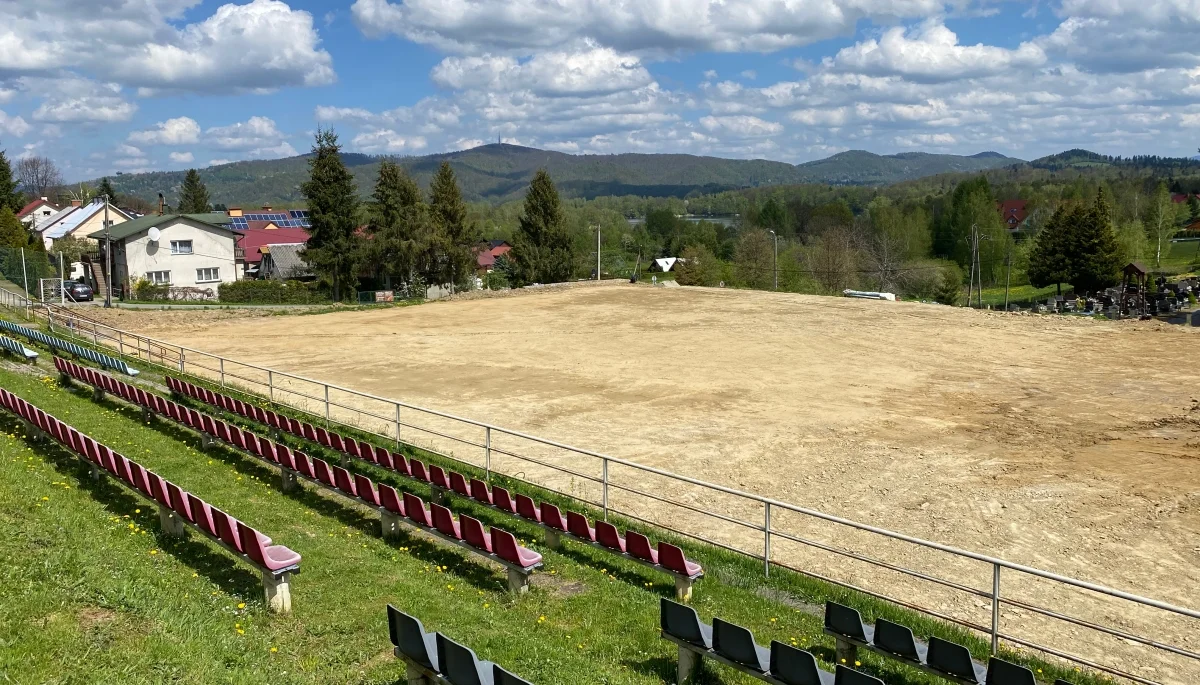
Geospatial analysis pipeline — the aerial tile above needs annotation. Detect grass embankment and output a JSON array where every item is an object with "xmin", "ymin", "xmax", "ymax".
[{"xmin": 0, "ymin": 339, "xmax": 1105, "ymax": 684}]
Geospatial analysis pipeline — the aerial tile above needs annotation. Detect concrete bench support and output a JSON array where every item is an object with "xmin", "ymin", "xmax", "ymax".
[
  {"xmin": 430, "ymin": 484, "xmax": 446, "ymax": 506},
  {"xmin": 544, "ymin": 528, "xmax": 562, "ymax": 550},
  {"xmin": 280, "ymin": 467, "xmax": 299, "ymax": 493},
  {"xmin": 90, "ymin": 463, "xmax": 101, "ymax": 480},
  {"xmin": 141, "ymin": 407, "xmax": 153, "ymax": 423},
  {"xmin": 158, "ymin": 504, "xmax": 188, "ymax": 537},
  {"xmin": 835, "ymin": 637, "xmax": 857, "ymax": 666},
  {"xmin": 677, "ymin": 645, "xmax": 701, "ymax": 684},
  {"xmin": 262, "ymin": 570, "xmax": 293, "ymax": 614},
  {"xmin": 674, "ymin": 576, "xmax": 695, "ymax": 603},
  {"xmin": 380, "ymin": 509, "xmax": 404, "ymax": 541},
  {"xmin": 506, "ymin": 568, "xmax": 532, "ymax": 594},
  {"xmin": 405, "ymin": 662, "xmax": 433, "ymax": 685},
  {"xmin": 21, "ymin": 419, "xmax": 47, "ymax": 443},
  {"xmin": 93, "ymin": 386, "xmax": 105, "ymax": 402}
]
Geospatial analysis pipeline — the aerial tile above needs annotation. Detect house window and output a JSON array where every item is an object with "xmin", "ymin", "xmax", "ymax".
[
  {"xmin": 147, "ymin": 271, "xmax": 171, "ymax": 285},
  {"xmin": 196, "ymin": 267, "xmax": 220, "ymax": 283},
  {"xmin": 170, "ymin": 240, "xmax": 193, "ymax": 255}
]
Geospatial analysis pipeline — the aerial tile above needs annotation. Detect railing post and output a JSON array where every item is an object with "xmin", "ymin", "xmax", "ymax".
[
  {"xmin": 602, "ymin": 458, "xmax": 609, "ymax": 520},
  {"xmin": 764, "ymin": 502, "xmax": 772, "ymax": 577},
  {"xmin": 485, "ymin": 426, "xmax": 491, "ymax": 481},
  {"xmin": 991, "ymin": 563, "xmax": 1001, "ymax": 654},
  {"xmin": 324, "ymin": 385, "xmax": 330, "ymax": 426},
  {"xmin": 219, "ymin": 358, "xmax": 225, "ymax": 387},
  {"xmin": 268, "ymin": 370, "xmax": 274, "ymax": 402},
  {"xmin": 394, "ymin": 403, "xmax": 401, "ymax": 449},
  {"xmin": 117, "ymin": 330, "xmax": 124, "ymax": 356},
  {"xmin": 178, "ymin": 351, "xmax": 185, "ymax": 374}
]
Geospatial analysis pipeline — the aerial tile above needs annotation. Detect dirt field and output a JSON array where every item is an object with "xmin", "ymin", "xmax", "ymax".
[{"xmin": 94, "ymin": 282, "xmax": 1200, "ymax": 683}]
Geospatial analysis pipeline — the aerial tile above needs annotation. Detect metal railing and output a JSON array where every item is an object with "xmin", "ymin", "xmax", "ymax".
[{"xmin": 15, "ymin": 296, "xmax": 1200, "ymax": 684}]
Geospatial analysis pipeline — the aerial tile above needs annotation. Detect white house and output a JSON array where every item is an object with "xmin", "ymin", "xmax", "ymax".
[
  {"xmin": 16, "ymin": 198, "xmax": 62, "ymax": 228},
  {"xmin": 40, "ymin": 199, "xmax": 131, "ymax": 249},
  {"xmin": 89, "ymin": 212, "xmax": 239, "ymax": 296}
]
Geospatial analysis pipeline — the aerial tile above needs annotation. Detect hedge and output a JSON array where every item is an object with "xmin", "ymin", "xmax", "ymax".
[{"xmin": 217, "ymin": 279, "xmax": 329, "ymax": 304}]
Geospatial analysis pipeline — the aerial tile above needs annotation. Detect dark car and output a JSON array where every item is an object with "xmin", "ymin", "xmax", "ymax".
[{"xmin": 64, "ymin": 280, "xmax": 93, "ymax": 302}]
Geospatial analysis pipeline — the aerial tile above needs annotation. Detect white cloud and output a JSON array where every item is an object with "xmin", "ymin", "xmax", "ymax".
[
  {"xmin": 699, "ymin": 115, "xmax": 783, "ymax": 137},
  {"xmin": 208, "ymin": 159, "xmax": 235, "ymax": 166},
  {"xmin": 741, "ymin": 70, "xmax": 758, "ymax": 80},
  {"xmin": 30, "ymin": 78, "xmax": 136, "ymax": 123},
  {"xmin": 1040, "ymin": 0, "xmax": 1200, "ymax": 73},
  {"xmin": 350, "ymin": 129, "xmax": 428, "ymax": 153},
  {"xmin": 128, "ymin": 117, "xmax": 201, "ymax": 146},
  {"xmin": 206, "ymin": 116, "xmax": 286, "ymax": 150},
  {"xmin": 169, "ymin": 151, "xmax": 195, "ymax": 164},
  {"xmin": 0, "ymin": 109, "xmax": 30, "ymax": 137},
  {"xmin": 432, "ymin": 47, "xmax": 653, "ymax": 96},
  {"xmin": 116, "ymin": 143, "xmax": 143, "ymax": 157}
]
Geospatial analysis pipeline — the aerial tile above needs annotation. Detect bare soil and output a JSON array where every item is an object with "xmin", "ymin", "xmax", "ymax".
[{"xmin": 100, "ymin": 282, "xmax": 1200, "ymax": 683}]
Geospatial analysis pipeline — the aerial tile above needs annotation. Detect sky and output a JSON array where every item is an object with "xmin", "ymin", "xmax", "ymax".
[{"xmin": 0, "ymin": 0, "xmax": 1198, "ymax": 182}]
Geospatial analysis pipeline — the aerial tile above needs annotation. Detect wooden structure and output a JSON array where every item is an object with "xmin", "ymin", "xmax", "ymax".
[{"xmin": 1119, "ymin": 262, "xmax": 1148, "ymax": 318}]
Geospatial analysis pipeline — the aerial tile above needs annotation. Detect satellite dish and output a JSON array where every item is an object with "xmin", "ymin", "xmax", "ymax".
[{"xmin": 148, "ymin": 227, "xmax": 161, "ymax": 242}]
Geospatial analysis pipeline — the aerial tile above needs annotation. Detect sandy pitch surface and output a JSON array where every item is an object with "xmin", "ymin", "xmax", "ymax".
[{"xmin": 105, "ymin": 283, "xmax": 1200, "ymax": 683}]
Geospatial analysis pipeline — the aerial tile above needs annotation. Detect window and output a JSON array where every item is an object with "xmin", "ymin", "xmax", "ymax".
[
  {"xmin": 196, "ymin": 267, "xmax": 220, "ymax": 283},
  {"xmin": 147, "ymin": 271, "xmax": 171, "ymax": 285},
  {"xmin": 170, "ymin": 240, "xmax": 193, "ymax": 255}
]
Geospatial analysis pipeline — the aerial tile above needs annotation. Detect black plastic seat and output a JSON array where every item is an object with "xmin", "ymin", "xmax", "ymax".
[
  {"xmin": 769, "ymin": 641, "xmax": 835, "ymax": 685},
  {"xmin": 713, "ymin": 618, "xmax": 770, "ymax": 672},
  {"xmin": 833, "ymin": 664, "xmax": 884, "ymax": 685},
  {"xmin": 660, "ymin": 598, "xmax": 713, "ymax": 649},
  {"xmin": 825, "ymin": 602, "xmax": 875, "ymax": 644},
  {"xmin": 986, "ymin": 657, "xmax": 1037, "ymax": 685},
  {"xmin": 927, "ymin": 636, "xmax": 986, "ymax": 684},
  {"xmin": 874, "ymin": 618, "xmax": 927, "ymax": 664},
  {"xmin": 493, "ymin": 665, "xmax": 533, "ymax": 685},
  {"xmin": 387, "ymin": 605, "xmax": 439, "ymax": 672},
  {"xmin": 437, "ymin": 633, "xmax": 495, "ymax": 685}
]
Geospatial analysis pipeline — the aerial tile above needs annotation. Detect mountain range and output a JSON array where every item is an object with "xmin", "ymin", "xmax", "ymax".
[{"xmin": 100, "ymin": 144, "xmax": 1025, "ymax": 207}]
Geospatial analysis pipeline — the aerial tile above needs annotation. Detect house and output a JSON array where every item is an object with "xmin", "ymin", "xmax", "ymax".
[
  {"xmin": 223, "ymin": 206, "xmax": 312, "ymax": 229},
  {"xmin": 16, "ymin": 198, "xmax": 62, "ymax": 228},
  {"xmin": 39, "ymin": 199, "xmax": 132, "ymax": 249},
  {"xmin": 996, "ymin": 200, "xmax": 1030, "ymax": 231},
  {"xmin": 1171, "ymin": 193, "xmax": 1191, "ymax": 204},
  {"xmin": 234, "ymin": 226, "xmax": 310, "ymax": 278},
  {"xmin": 259, "ymin": 243, "xmax": 313, "ymax": 280},
  {"xmin": 476, "ymin": 240, "xmax": 512, "ymax": 273},
  {"xmin": 88, "ymin": 212, "xmax": 239, "ymax": 296}
]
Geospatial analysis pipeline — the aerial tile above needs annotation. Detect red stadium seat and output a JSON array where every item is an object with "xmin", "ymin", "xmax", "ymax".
[
  {"xmin": 595, "ymin": 521, "xmax": 625, "ymax": 552},
  {"xmin": 516, "ymin": 494, "xmax": 541, "ymax": 523},
  {"xmin": 658, "ymin": 543, "xmax": 703, "ymax": 577},
  {"xmin": 470, "ymin": 478, "xmax": 493, "ymax": 505},
  {"xmin": 449, "ymin": 472, "xmax": 470, "ymax": 497},
  {"xmin": 492, "ymin": 529, "xmax": 542, "ymax": 570},
  {"xmin": 492, "ymin": 487, "xmax": 517, "ymax": 514},
  {"xmin": 461, "ymin": 515, "xmax": 491, "ymax": 552},
  {"xmin": 567, "ymin": 512, "xmax": 596, "ymax": 542},
  {"xmin": 541, "ymin": 503, "xmax": 567, "ymax": 532},
  {"xmin": 332, "ymin": 465, "xmax": 358, "ymax": 496},
  {"xmin": 403, "ymin": 492, "xmax": 431, "ymax": 527},
  {"xmin": 355, "ymin": 474, "xmax": 379, "ymax": 505},
  {"xmin": 627, "ymin": 531, "xmax": 658, "ymax": 564},
  {"xmin": 431, "ymin": 503, "xmax": 461, "ymax": 539},
  {"xmin": 378, "ymin": 484, "xmax": 405, "ymax": 515}
]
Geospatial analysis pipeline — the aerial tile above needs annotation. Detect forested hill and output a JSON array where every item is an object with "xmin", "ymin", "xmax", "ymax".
[{"xmin": 100, "ymin": 144, "xmax": 1023, "ymax": 207}]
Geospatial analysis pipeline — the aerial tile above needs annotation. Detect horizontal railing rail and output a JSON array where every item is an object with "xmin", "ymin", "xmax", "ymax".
[{"xmin": 8, "ymin": 294, "xmax": 1196, "ymax": 685}]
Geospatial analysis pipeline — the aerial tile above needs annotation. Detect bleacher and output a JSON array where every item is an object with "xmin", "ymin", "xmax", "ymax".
[
  {"xmin": 388, "ymin": 605, "xmax": 533, "ymax": 685},
  {"xmin": 165, "ymin": 374, "xmax": 705, "ymax": 599},
  {"xmin": 0, "ymin": 318, "xmax": 137, "ymax": 375},
  {"xmin": 0, "ymin": 334, "xmax": 38, "ymax": 361},
  {"xmin": 61, "ymin": 358, "xmax": 543, "ymax": 593},
  {"xmin": 0, "ymin": 386, "xmax": 300, "ymax": 613}
]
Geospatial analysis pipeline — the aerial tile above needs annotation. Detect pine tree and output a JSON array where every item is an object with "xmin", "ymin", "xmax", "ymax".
[
  {"xmin": 97, "ymin": 177, "xmax": 118, "ymax": 204},
  {"xmin": 300, "ymin": 128, "xmax": 361, "ymax": 300},
  {"xmin": 510, "ymin": 170, "xmax": 574, "ymax": 286},
  {"xmin": 1067, "ymin": 189, "xmax": 1123, "ymax": 294},
  {"xmin": 0, "ymin": 148, "xmax": 21, "ymax": 213},
  {"xmin": 1027, "ymin": 205, "xmax": 1072, "ymax": 295},
  {"xmin": 0, "ymin": 208, "xmax": 26, "ymax": 247},
  {"xmin": 428, "ymin": 161, "xmax": 479, "ymax": 290},
  {"xmin": 364, "ymin": 160, "xmax": 426, "ymax": 290},
  {"xmin": 178, "ymin": 170, "xmax": 211, "ymax": 213},
  {"xmin": 1188, "ymin": 194, "xmax": 1200, "ymax": 222}
]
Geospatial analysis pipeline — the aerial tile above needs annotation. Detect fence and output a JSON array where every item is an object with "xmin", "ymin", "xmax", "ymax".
[{"xmin": 14, "ymin": 296, "xmax": 1200, "ymax": 684}]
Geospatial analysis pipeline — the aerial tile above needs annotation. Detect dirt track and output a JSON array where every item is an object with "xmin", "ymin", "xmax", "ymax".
[{"xmin": 97, "ymin": 283, "xmax": 1200, "ymax": 683}]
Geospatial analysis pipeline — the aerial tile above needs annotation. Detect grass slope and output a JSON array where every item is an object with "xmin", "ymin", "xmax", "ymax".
[
  {"xmin": 0, "ymin": 344, "xmax": 1103, "ymax": 685},
  {"xmin": 793, "ymin": 151, "xmax": 1022, "ymax": 185}
]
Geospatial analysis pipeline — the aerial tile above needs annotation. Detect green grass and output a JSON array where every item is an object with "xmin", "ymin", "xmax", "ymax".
[
  {"xmin": 0, "ymin": 325, "xmax": 1111, "ymax": 685},
  {"xmin": 978, "ymin": 283, "xmax": 1066, "ymax": 308}
]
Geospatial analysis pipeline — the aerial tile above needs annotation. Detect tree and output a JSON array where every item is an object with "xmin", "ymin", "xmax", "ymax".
[
  {"xmin": 756, "ymin": 197, "xmax": 787, "ymax": 235},
  {"xmin": 178, "ymin": 170, "xmax": 211, "ymax": 213},
  {"xmin": 1188, "ymin": 194, "xmax": 1200, "ymax": 222},
  {"xmin": 96, "ymin": 177, "xmax": 118, "ymax": 203},
  {"xmin": 734, "ymin": 228, "xmax": 774, "ymax": 289},
  {"xmin": 1069, "ymin": 190, "xmax": 1123, "ymax": 293},
  {"xmin": 15, "ymin": 156, "xmax": 62, "ymax": 199},
  {"xmin": 0, "ymin": 148, "xmax": 21, "ymax": 212},
  {"xmin": 510, "ymin": 170, "xmax": 574, "ymax": 286},
  {"xmin": 428, "ymin": 161, "xmax": 479, "ymax": 290},
  {"xmin": 807, "ymin": 230, "xmax": 859, "ymax": 294},
  {"xmin": 0, "ymin": 208, "xmax": 26, "ymax": 248},
  {"xmin": 675, "ymin": 244, "xmax": 722, "ymax": 286},
  {"xmin": 1145, "ymin": 182, "xmax": 1179, "ymax": 268},
  {"xmin": 363, "ymin": 160, "xmax": 427, "ymax": 290},
  {"xmin": 1027, "ymin": 206, "xmax": 1073, "ymax": 294},
  {"xmin": 51, "ymin": 235, "xmax": 92, "ymax": 264},
  {"xmin": 300, "ymin": 128, "xmax": 362, "ymax": 300}
]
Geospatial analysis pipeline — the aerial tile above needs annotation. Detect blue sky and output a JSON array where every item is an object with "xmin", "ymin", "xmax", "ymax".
[{"xmin": 0, "ymin": 0, "xmax": 1198, "ymax": 182}]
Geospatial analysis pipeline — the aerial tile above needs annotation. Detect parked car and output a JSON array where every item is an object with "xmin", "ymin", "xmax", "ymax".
[{"xmin": 64, "ymin": 280, "xmax": 93, "ymax": 302}]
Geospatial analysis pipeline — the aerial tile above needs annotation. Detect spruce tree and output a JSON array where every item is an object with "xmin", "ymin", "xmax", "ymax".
[
  {"xmin": 510, "ymin": 170, "xmax": 574, "ymax": 286},
  {"xmin": 1027, "ymin": 205, "xmax": 1072, "ymax": 295},
  {"xmin": 364, "ymin": 160, "xmax": 426, "ymax": 290},
  {"xmin": 1067, "ymin": 190, "xmax": 1123, "ymax": 293},
  {"xmin": 300, "ymin": 128, "xmax": 361, "ymax": 300},
  {"xmin": 428, "ymin": 161, "xmax": 479, "ymax": 289},
  {"xmin": 0, "ymin": 148, "xmax": 21, "ymax": 213},
  {"xmin": 178, "ymin": 170, "xmax": 211, "ymax": 213},
  {"xmin": 97, "ymin": 177, "xmax": 118, "ymax": 203},
  {"xmin": 0, "ymin": 208, "xmax": 26, "ymax": 247}
]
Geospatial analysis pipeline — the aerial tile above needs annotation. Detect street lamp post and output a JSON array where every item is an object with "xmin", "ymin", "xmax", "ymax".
[
  {"xmin": 769, "ymin": 230, "xmax": 778, "ymax": 291},
  {"xmin": 103, "ymin": 194, "xmax": 113, "ymax": 308}
]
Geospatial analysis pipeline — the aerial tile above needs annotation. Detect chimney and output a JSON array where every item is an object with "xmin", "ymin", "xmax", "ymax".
[
  {"xmin": 262, "ymin": 205, "xmax": 272, "ymax": 212},
  {"xmin": 40, "ymin": 196, "xmax": 48, "ymax": 202},
  {"xmin": 158, "ymin": 193, "xmax": 165, "ymax": 216},
  {"xmin": 71, "ymin": 200, "xmax": 82, "ymax": 208}
]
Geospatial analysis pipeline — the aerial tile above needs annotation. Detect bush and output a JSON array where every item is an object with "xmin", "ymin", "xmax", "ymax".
[
  {"xmin": 131, "ymin": 277, "xmax": 169, "ymax": 301},
  {"xmin": 675, "ymin": 245, "xmax": 723, "ymax": 286},
  {"xmin": 218, "ymin": 279, "xmax": 328, "ymax": 304},
  {"xmin": 932, "ymin": 263, "xmax": 964, "ymax": 305}
]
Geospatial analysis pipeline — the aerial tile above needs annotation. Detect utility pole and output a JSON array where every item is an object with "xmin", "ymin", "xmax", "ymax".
[
  {"xmin": 965, "ymin": 226, "xmax": 976, "ymax": 307},
  {"xmin": 769, "ymin": 229, "xmax": 778, "ymax": 290},
  {"xmin": 59, "ymin": 251, "xmax": 65, "ymax": 304},
  {"xmin": 595, "ymin": 224, "xmax": 601, "ymax": 281},
  {"xmin": 1003, "ymin": 244, "xmax": 1012, "ymax": 311},
  {"xmin": 103, "ymin": 194, "xmax": 113, "ymax": 308}
]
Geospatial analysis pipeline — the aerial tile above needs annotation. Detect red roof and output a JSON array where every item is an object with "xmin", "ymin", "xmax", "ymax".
[
  {"xmin": 16, "ymin": 198, "xmax": 58, "ymax": 218},
  {"xmin": 996, "ymin": 200, "xmax": 1028, "ymax": 229},
  {"xmin": 236, "ymin": 227, "xmax": 310, "ymax": 264},
  {"xmin": 1171, "ymin": 193, "xmax": 1192, "ymax": 204},
  {"xmin": 476, "ymin": 241, "xmax": 511, "ymax": 269}
]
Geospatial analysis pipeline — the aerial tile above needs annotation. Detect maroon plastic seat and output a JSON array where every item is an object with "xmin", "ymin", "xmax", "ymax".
[
  {"xmin": 469, "ymin": 478, "xmax": 493, "ymax": 505},
  {"xmin": 239, "ymin": 525, "xmax": 301, "ymax": 571},
  {"xmin": 567, "ymin": 512, "xmax": 596, "ymax": 542},
  {"xmin": 403, "ymin": 492, "xmax": 431, "ymax": 527},
  {"xmin": 431, "ymin": 503, "xmax": 461, "ymax": 539},
  {"xmin": 294, "ymin": 452, "xmax": 314, "ymax": 478},
  {"xmin": 213, "ymin": 510, "xmax": 244, "ymax": 552},
  {"xmin": 379, "ymin": 484, "xmax": 405, "ymax": 515},
  {"xmin": 355, "ymin": 474, "xmax": 379, "ymax": 505},
  {"xmin": 343, "ymin": 438, "xmax": 359, "ymax": 459},
  {"xmin": 595, "ymin": 521, "xmax": 626, "ymax": 552},
  {"xmin": 228, "ymin": 427, "xmax": 246, "ymax": 450},
  {"xmin": 358, "ymin": 441, "xmax": 375, "ymax": 462},
  {"xmin": 429, "ymin": 465, "xmax": 449, "ymax": 490},
  {"xmin": 410, "ymin": 459, "xmax": 429, "ymax": 482},
  {"xmin": 461, "ymin": 515, "xmax": 491, "ymax": 552},
  {"xmin": 627, "ymin": 531, "xmax": 658, "ymax": 564},
  {"xmin": 166, "ymin": 482, "xmax": 193, "ymax": 521},
  {"xmin": 278, "ymin": 445, "xmax": 297, "ymax": 470},
  {"xmin": 332, "ymin": 465, "xmax": 358, "ymax": 496},
  {"xmin": 542, "ymin": 503, "xmax": 568, "ymax": 532},
  {"xmin": 516, "ymin": 494, "xmax": 541, "ymax": 523},
  {"xmin": 254, "ymin": 407, "xmax": 269, "ymax": 425},
  {"xmin": 449, "ymin": 472, "xmax": 470, "ymax": 497},
  {"xmin": 188, "ymin": 493, "xmax": 216, "ymax": 535},
  {"xmin": 329, "ymin": 432, "xmax": 345, "ymax": 453},
  {"xmin": 234, "ymin": 399, "xmax": 248, "ymax": 417},
  {"xmin": 149, "ymin": 474, "xmax": 173, "ymax": 508},
  {"xmin": 288, "ymin": 418, "xmax": 303, "ymax": 437},
  {"xmin": 375, "ymin": 449, "xmax": 394, "ymax": 470},
  {"xmin": 390, "ymin": 451, "xmax": 410, "ymax": 475},
  {"xmin": 315, "ymin": 427, "xmax": 331, "ymax": 447},
  {"xmin": 259, "ymin": 437, "xmax": 278, "ymax": 462},
  {"xmin": 241, "ymin": 429, "xmax": 259, "ymax": 455},
  {"xmin": 302, "ymin": 423, "xmax": 318, "ymax": 442},
  {"xmin": 658, "ymin": 542, "xmax": 703, "ymax": 577},
  {"xmin": 492, "ymin": 528, "xmax": 542, "ymax": 569},
  {"xmin": 313, "ymin": 459, "xmax": 335, "ymax": 487},
  {"xmin": 188, "ymin": 409, "xmax": 203, "ymax": 428},
  {"xmin": 128, "ymin": 462, "xmax": 153, "ymax": 496},
  {"xmin": 111, "ymin": 454, "xmax": 133, "ymax": 483}
]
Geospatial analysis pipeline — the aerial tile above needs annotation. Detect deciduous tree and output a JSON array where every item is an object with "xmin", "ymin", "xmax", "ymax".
[
  {"xmin": 1145, "ymin": 182, "xmax": 1179, "ymax": 268},
  {"xmin": 15, "ymin": 156, "xmax": 62, "ymax": 199}
]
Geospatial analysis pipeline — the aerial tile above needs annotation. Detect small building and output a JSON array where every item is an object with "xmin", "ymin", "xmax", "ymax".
[
  {"xmin": 89, "ymin": 212, "xmax": 239, "ymax": 295},
  {"xmin": 476, "ymin": 240, "xmax": 512, "ymax": 274},
  {"xmin": 259, "ymin": 243, "xmax": 313, "ymax": 280},
  {"xmin": 235, "ymin": 226, "xmax": 310, "ymax": 279},
  {"xmin": 16, "ymin": 198, "xmax": 62, "ymax": 228},
  {"xmin": 39, "ymin": 199, "xmax": 132, "ymax": 249},
  {"xmin": 996, "ymin": 200, "xmax": 1029, "ymax": 231}
]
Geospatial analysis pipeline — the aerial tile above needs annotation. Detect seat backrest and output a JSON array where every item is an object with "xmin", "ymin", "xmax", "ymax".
[
  {"xmin": 825, "ymin": 602, "xmax": 869, "ymax": 642},
  {"xmin": 833, "ymin": 664, "xmax": 884, "ymax": 685},
  {"xmin": 449, "ymin": 471, "xmax": 470, "ymax": 496},
  {"xmin": 409, "ymin": 459, "xmax": 428, "ymax": 482},
  {"xmin": 626, "ymin": 531, "xmax": 657, "ymax": 562},
  {"xmin": 515, "ymin": 494, "xmax": 540, "ymax": 522},
  {"xmin": 388, "ymin": 605, "xmax": 438, "ymax": 671},
  {"xmin": 493, "ymin": 487, "xmax": 515, "ymax": 511},
  {"xmin": 238, "ymin": 524, "xmax": 271, "ymax": 568},
  {"xmin": 566, "ymin": 511, "xmax": 593, "ymax": 539},
  {"xmin": 166, "ymin": 482, "xmax": 192, "ymax": 521},
  {"xmin": 595, "ymin": 521, "xmax": 624, "ymax": 551},
  {"xmin": 770, "ymin": 641, "xmax": 826, "ymax": 685},
  {"xmin": 490, "ymin": 528, "xmax": 528, "ymax": 566},
  {"xmin": 492, "ymin": 664, "xmax": 533, "ymax": 685},
  {"xmin": 294, "ymin": 452, "xmax": 313, "ymax": 478},
  {"xmin": 354, "ymin": 474, "xmax": 378, "ymax": 504},
  {"xmin": 332, "ymin": 465, "xmax": 357, "ymax": 494},
  {"xmin": 927, "ymin": 637, "xmax": 981, "ymax": 683},
  {"xmin": 403, "ymin": 492, "xmax": 430, "ymax": 526},
  {"xmin": 874, "ymin": 618, "xmax": 921, "ymax": 662},
  {"xmin": 213, "ymin": 509, "xmax": 244, "ymax": 552},
  {"xmin": 461, "ymin": 515, "xmax": 490, "ymax": 551},
  {"xmin": 541, "ymin": 503, "xmax": 567, "ymax": 531},
  {"xmin": 430, "ymin": 503, "xmax": 460, "ymax": 539},
  {"xmin": 660, "ymin": 598, "xmax": 710, "ymax": 648},
  {"xmin": 436, "ymin": 633, "xmax": 487, "ymax": 685},
  {"xmin": 374, "ymin": 446, "xmax": 393, "ymax": 468},
  {"xmin": 429, "ymin": 465, "xmax": 449, "ymax": 489},
  {"xmin": 713, "ymin": 618, "xmax": 766, "ymax": 670},
  {"xmin": 313, "ymin": 459, "xmax": 335, "ymax": 486},
  {"xmin": 985, "ymin": 658, "xmax": 1037, "ymax": 685},
  {"xmin": 379, "ymin": 484, "xmax": 404, "ymax": 515},
  {"xmin": 658, "ymin": 542, "xmax": 693, "ymax": 575}
]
